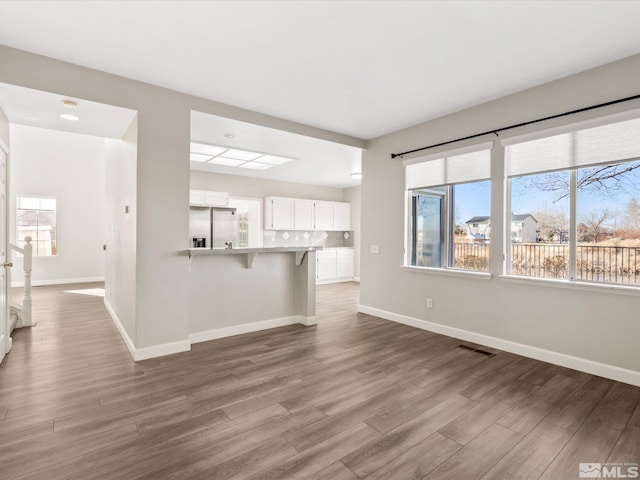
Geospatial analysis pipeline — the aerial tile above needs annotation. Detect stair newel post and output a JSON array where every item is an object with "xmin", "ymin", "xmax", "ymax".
[{"xmin": 22, "ymin": 236, "xmax": 33, "ymax": 327}]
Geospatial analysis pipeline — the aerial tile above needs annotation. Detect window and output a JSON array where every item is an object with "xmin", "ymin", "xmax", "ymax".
[
  {"xmin": 406, "ymin": 146, "xmax": 491, "ymax": 272},
  {"xmin": 17, "ymin": 196, "xmax": 57, "ymax": 256},
  {"xmin": 506, "ymin": 115, "xmax": 640, "ymax": 285}
]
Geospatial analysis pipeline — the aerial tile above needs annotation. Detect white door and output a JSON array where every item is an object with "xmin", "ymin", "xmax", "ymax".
[{"xmin": 0, "ymin": 146, "xmax": 8, "ymax": 363}]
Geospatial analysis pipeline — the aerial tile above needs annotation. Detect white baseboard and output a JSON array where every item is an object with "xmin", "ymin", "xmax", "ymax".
[
  {"xmin": 104, "ymin": 298, "xmax": 190, "ymax": 361},
  {"xmin": 12, "ymin": 276, "xmax": 105, "ymax": 288},
  {"xmin": 134, "ymin": 340, "xmax": 191, "ymax": 361},
  {"xmin": 190, "ymin": 315, "xmax": 315, "ymax": 344},
  {"xmin": 317, "ymin": 277, "xmax": 356, "ymax": 285},
  {"xmin": 104, "ymin": 298, "xmax": 136, "ymax": 360},
  {"xmin": 358, "ymin": 304, "xmax": 640, "ymax": 388},
  {"xmin": 353, "ymin": 276, "xmax": 361, "ymax": 283}
]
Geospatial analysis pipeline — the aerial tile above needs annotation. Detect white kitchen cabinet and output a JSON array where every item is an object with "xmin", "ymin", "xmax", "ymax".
[
  {"xmin": 294, "ymin": 199, "xmax": 314, "ymax": 230},
  {"xmin": 317, "ymin": 248, "xmax": 354, "ymax": 283},
  {"xmin": 205, "ymin": 191, "xmax": 228, "ymax": 206},
  {"xmin": 336, "ymin": 249, "xmax": 355, "ymax": 278},
  {"xmin": 317, "ymin": 250, "xmax": 337, "ymax": 281},
  {"xmin": 189, "ymin": 189, "xmax": 228, "ymax": 207},
  {"xmin": 314, "ymin": 202, "xmax": 333, "ymax": 230},
  {"xmin": 265, "ymin": 196, "xmax": 294, "ymax": 230},
  {"xmin": 333, "ymin": 202, "xmax": 351, "ymax": 231}
]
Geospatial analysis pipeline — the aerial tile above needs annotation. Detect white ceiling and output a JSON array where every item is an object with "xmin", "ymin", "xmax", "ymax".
[
  {"xmin": 0, "ymin": 82, "xmax": 137, "ymax": 139},
  {"xmin": 1, "ymin": 2, "xmax": 640, "ymax": 140},
  {"xmin": 191, "ymin": 111, "xmax": 362, "ymax": 188}
]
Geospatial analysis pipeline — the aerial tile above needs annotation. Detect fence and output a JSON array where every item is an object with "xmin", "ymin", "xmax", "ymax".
[{"xmin": 453, "ymin": 242, "xmax": 640, "ymax": 285}]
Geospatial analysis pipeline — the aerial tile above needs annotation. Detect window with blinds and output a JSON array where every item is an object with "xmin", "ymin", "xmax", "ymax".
[
  {"xmin": 505, "ymin": 115, "xmax": 640, "ymax": 285},
  {"xmin": 406, "ymin": 145, "xmax": 492, "ymax": 272}
]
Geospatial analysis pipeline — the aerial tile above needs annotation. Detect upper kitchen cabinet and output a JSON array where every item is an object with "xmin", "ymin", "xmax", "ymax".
[
  {"xmin": 333, "ymin": 202, "xmax": 351, "ymax": 231},
  {"xmin": 264, "ymin": 196, "xmax": 351, "ymax": 231},
  {"xmin": 190, "ymin": 189, "xmax": 229, "ymax": 207},
  {"xmin": 294, "ymin": 199, "xmax": 314, "ymax": 231},
  {"xmin": 265, "ymin": 196, "xmax": 294, "ymax": 230},
  {"xmin": 314, "ymin": 202, "xmax": 333, "ymax": 230}
]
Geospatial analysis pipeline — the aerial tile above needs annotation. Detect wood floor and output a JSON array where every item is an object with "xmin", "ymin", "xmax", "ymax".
[{"xmin": 1, "ymin": 282, "xmax": 639, "ymax": 479}]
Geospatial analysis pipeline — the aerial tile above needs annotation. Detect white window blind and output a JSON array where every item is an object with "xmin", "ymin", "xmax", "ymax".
[
  {"xmin": 506, "ymin": 116, "xmax": 640, "ymax": 177},
  {"xmin": 405, "ymin": 148, "xmax": 491, "ymax": 189}
]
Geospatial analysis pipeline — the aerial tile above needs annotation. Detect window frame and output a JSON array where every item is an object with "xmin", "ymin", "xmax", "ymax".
[{"xmin": 16, "ymin": 194, "xmax": 58, "ymax": 258}]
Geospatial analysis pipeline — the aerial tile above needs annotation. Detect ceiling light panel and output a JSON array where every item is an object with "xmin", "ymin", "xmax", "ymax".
[
  {"xmin": 190, "ymin": 153, "xmax": 213, "ymax": 162},
  {"xmin": 207, "ymin": 157, "xmax": 246, "ymax": 167},
  {"xmin": 257, "ymin": 155, "xmax": 293, "ymax": 165},
  {"xmin": 238, "ymin": 162, "xmax": 273, "ymax": 170},
  {"xmin": 190, "ymin": 142, "xmax": 227, "ymax": 156},
  {"xmin": 222, "ymin": 149, "xmax": 263, "ymax": 161}
]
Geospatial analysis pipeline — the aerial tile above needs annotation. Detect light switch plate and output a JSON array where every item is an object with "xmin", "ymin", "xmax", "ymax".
[{"xmin": 370, "ymin": 245, "xmax": 380, "ymax": 254}]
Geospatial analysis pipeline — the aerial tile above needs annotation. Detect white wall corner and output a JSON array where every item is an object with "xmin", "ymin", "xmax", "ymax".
[
  {"xmin": 358, "ymin": 304, "xmax": 640, "ymax": 388},
  {"xmin": 104, "ymin": 298, "xmax": 136, "ymax": 360},
  {"xmin": 297, "ymin": 315, "xmax": 317, "ymax": 326}
]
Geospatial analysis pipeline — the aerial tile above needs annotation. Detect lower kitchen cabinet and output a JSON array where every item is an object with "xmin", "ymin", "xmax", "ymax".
[{"xmin": 317, "ymin": 248, "xmax": 355, "ymax": 283}]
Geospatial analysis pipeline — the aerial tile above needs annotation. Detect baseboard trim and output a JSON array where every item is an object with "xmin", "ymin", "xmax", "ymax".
[
  {"xmin": 317, "ymin": 277, "xmax": 356, "ymax": 285},
  {"xmin": 353, "ymin": 276, "xmax": 361, "ymax": 283},
  {"xmin": 12, "ymin": 276, "xmax": 105, "ymax": 288},
  {"xmin": 190, "ymin": 315, "xmax": 315, "ymax": 344},
  {"xmin": 358, "ymin": 304, "xmax": 640, "ymax": 387},
  {"xmin": 134, "ymin": 340, "xmax": 191, "ymax": 362},
  {"xmin": 104, "ymin": 298, "xmax": 136, "ymax": 360}
]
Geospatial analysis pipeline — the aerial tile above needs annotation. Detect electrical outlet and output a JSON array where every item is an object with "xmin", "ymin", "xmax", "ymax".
[
  {"xmin": 427, "ymin": 298, "xmax": 433, "ymax": 308},
  {"xmin": 370, "ymin": 245, "xmax": 380, "ymax": 254}
]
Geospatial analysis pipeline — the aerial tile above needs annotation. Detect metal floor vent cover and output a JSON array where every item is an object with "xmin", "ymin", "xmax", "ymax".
[{"xmin": 457, "ymin": 344, "xmax": 496, "ymax": 357}]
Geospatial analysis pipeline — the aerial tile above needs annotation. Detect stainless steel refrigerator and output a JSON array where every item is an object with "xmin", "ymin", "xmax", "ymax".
[{"xmin": 189, "ymin": 207, "xmax": 211, "ymax": 248}]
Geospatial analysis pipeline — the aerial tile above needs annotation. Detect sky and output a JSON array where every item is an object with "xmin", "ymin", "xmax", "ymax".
[{"xmin": 454, "ymin": 160, "xmax": 640, "ymax": 229}]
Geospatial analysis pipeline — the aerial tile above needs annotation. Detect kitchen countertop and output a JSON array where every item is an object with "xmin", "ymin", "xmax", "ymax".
[{"xmin": 187, "ymin": 246, "xmax": 323, "ymax": 257}]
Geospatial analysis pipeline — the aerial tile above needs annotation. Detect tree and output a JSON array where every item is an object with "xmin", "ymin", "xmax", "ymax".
[
  {"xmin": 622, "ymin": 197, "xmax": 640, "ymax": 231},
  {"xmin": 579, "ymin": 209, "xmax": 612, "ymax": 243},
  {"xmin": 533, "ymin": 203, "xmax": 568, "ymax": 242},
  {"xmin": 519, "ymin": 162, "xmax": 640, "ymax": 203}
]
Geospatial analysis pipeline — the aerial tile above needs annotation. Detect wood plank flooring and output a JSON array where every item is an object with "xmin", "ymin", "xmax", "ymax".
[{"xmin": 1, "ymin": 281, "xmax": 639, "ymax": 479}]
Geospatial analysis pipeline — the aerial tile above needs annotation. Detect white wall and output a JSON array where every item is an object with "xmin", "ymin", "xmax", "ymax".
[
  {"xmin": 105, "ymin": 117, "xmax": 137, "ymax": 345},
  {"xmin": 361, "ymin": 54, "xmax": 640, "ymax": 382},
  {"xmin": 10, "ymin": 125, "xmax": 106, "ymax": 286},
  {"xmin": 0, "ymin": 44, "xmax": 364, "ymax": 357},
  {"xmin": 190, "ymin": 170, "xmax": 345, "ymax": 202},
  {"xmin": 343, "ymin": 186, "xmax": 361, "ymax": 279}
]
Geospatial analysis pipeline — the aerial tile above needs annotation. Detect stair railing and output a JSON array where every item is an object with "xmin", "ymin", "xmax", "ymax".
[{"xmin": 9, "ymin": 236, "xmax": 33, "ymax": 327}]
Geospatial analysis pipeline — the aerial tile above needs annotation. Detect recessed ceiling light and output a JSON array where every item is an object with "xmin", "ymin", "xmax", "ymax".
[
  {"xmin": 223, "ymin": 149, "xmax": 262, "ymax": 161},
  {"xmin": 351, "ymin": 172, "xmax": 362, "ymax": 178},
  {"xmin": 190, "ymin": 153, "xmax": 213, "ymax": 162},
  {"xmin": 224, "ymin": 133, "xmax": 235, "ymax": 139},
  {"xmin": 238, "ymin": 162, "xmax": 273, "ymax": 170},
  {"xmin": 60, "ymin": 113, "xmax": 79, "ymax": 121},
  {"xmin": 207, "ymin": 157, "xmax": 246, "ymax": 167},
  {"xmin": 63, "ymin": 100, "xmax": 79, "ymax": 109},
  {"xmin": 190, "ymin": 142, "xmax": 227, "ymax": 156},
  {"xmin": 258, "ymin": 155, "xmax": 293, "ymax": 165}
]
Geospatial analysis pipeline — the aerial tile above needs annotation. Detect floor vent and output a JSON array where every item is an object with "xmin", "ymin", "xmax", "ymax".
[{"xmin": 457, "ymin": 344, "xmax": 496, "ymax": 357}]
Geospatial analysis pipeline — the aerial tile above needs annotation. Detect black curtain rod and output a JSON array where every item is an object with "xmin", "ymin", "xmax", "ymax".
[{"xmin": 390, "ymin": 93, "xmax": 640, "ymax": 159}]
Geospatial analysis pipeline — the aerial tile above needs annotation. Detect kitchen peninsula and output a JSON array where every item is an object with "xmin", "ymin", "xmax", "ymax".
[{"xmin": 186, "ymin": 246, "xmax": 321, "ymax": 344}]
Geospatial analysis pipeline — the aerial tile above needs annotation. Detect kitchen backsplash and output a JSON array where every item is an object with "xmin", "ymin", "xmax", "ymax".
[{"xmin": 263, "ymin": 230, "xmax": 354, "ymax": 248}]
